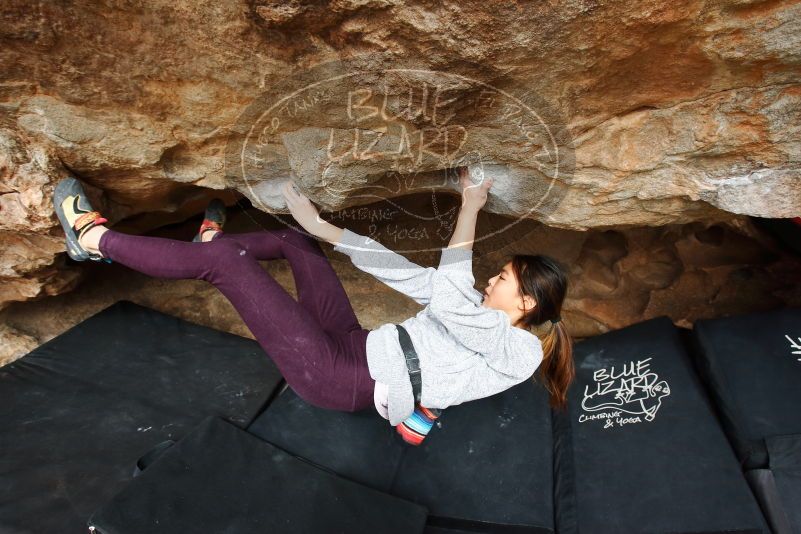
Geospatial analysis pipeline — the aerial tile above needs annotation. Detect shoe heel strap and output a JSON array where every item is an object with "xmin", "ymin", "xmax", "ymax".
[
  {"xmin": 75, "ymin": 211, "xmax": 108, "ymax": 238},
  {"xmin": 199, "ymin": 219, "xmax": 222, "ymax": 233}
]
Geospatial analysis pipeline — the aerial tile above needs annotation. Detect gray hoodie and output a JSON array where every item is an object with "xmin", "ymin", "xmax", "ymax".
[{"xmin": 334, "ymin": 227, "xmax": 544, "ymax": 426}]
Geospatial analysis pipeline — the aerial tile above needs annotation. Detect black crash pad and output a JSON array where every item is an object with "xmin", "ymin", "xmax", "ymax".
[
  {"xmin": 741, "ymin": 434, "xmax": 801, "ymax": 534},
  {"xmin": 0, "ymin": 300, "xmax": 284, "ymax": 534},
  {"xmin": 691, "ymin": 307, "xmax": 801, "ymax": 533},
  {"xmin": 690, "ymin": 307, "xmax": 801, "ymax": 469},
  {"xmin": 552, "ymin": 316, "xmax": 769, "ymax": 534},
  {"xmin": 87, "ymin": 415, "xmax": 428, "ymax": 533},
  {"xmin": 762, "ymin": 434, "xmax": 801, "ymax": 530},
  {"xmin": 248, "ymin": 378, "xmax": 555, "ymax": 533}
]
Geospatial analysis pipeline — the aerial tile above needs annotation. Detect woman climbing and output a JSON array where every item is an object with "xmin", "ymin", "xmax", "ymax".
[{"xmin": 53, "ymin": 168, "xmax": 574, "ymax": 445}]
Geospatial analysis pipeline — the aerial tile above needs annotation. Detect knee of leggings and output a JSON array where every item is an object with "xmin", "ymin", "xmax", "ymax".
[{"xmin": 208, "ymin": 239, "xmax": 249, "ymax": 274}]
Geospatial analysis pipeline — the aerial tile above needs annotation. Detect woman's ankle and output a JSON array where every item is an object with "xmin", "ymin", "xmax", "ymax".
[
  {"xmin": 79, "ymin": 225, "xmax": 108, "ymax": 256},
  {"xmin": 201, "ymin": 229, "xmax": 220, "ymax": 242}
]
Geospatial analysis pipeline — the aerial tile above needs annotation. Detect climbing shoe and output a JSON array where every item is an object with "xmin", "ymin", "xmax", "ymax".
[
  {"xmin": 53, "ymin": 177, "xmax": 112, "ymax": 263},
  {"xmin": 193, "ymin": 198, "xmax": 227, "ymax": 242}
]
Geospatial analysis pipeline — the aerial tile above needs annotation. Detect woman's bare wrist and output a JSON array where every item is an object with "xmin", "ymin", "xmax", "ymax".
[
  {"xmin": 448, "ymin": 206, "xmax": 479, "ymax": 250},
  {"xmin": 310, "ymin": 220, "xmax": 344, "ymax": 246}
]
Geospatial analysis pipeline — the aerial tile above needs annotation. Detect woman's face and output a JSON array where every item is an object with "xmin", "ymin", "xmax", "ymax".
[{"xmin": 481, "ymin": 261, "xmax": 536, "ymax": 326}]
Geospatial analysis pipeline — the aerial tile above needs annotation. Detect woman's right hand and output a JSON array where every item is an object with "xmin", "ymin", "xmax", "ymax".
[
  {"xmin": 282, "ymin": 180, "xmax": 323, "ymax": 232},
  {"xmin": 458, "ymin": 166, "xmax": 494, "ymax": 212}
]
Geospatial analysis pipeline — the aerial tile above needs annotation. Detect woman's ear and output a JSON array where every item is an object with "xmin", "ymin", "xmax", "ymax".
[{"xmin": 519, "ymin": 295, "xmax": 537, "ymax": 313}]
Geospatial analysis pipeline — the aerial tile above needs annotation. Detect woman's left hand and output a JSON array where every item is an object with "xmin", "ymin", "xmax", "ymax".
[
  {"xmin": 374, "ymin": 380, "xmax": 390, "ymax": 421},
  {"xmin": 282, "ymin": 180, "xmax": 323, "ymax": 231}
]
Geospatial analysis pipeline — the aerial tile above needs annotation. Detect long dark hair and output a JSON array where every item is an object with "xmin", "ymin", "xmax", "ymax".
[{"xmin": 508, "ymin": 254, "xmax": 574, "ymax": 411}]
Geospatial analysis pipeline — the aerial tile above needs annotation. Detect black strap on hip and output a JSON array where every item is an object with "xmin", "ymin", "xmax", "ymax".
[
  {"xmin": 396, "ymin": 324, "xmax": 422, "ymax": 402},
  {"xmin": 396, "ymin": 324, "xmax": 441, "ymax": 417}
]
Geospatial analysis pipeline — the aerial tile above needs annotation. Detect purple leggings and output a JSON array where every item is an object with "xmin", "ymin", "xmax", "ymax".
[{"xmin": 98, "ymin": 226, "xmax": 375, "ymax": 413}]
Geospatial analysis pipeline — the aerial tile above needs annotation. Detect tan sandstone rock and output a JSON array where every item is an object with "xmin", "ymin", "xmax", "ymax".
[{"xmin": 0, "ymin": 0, "xmax": 799, "ymax": 357}]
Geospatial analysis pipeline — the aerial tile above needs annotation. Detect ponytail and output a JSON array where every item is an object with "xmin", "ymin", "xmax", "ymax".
[{"xmin": 535, "ymin": 319, "xmax": 574, "ymax": 411}]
